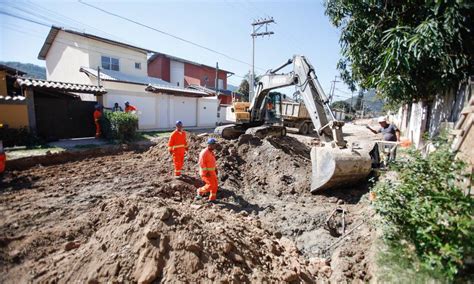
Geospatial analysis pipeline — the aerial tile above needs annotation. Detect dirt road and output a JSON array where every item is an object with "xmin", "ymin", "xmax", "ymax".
[{"xmin": 0, "ymin": 124, "xmax": 379, "ymax": 283}]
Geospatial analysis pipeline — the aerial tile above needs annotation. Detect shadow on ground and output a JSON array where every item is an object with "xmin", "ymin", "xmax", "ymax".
[{"xmin": 215, "ymin": 187, "xmax": 266, "ymax": 215}]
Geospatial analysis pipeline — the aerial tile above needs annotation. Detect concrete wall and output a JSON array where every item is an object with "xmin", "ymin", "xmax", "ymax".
[
  {"xmin": 0, "ymin": 104, "xmax": 29, "ymax": 128},
  {"xmin": 148, "ymin": 54, "xmax": 228, "ymax": 89},
  {"xmin": 391, "ymin": 79, "xmax": 472, "ymax": 149},
  {"xmin": 100, "ymin": 81, "xmax": 218, "ymax": 130},
  {"xmin": 184, "ymin": 63, "xmax": 227, "ymax": 89},
  {"xmin": 45, "ymin": 30, "xmax": 148, "ymax": 84},
  {"xmin": 217, "ymin": 105, "xmax": 235, "ymax": 124},
  {"xmin": 218, "ymin": 94, "xmax": 233, "ymax": 105},
  {"xmin": 170, "ymin": 60, "xmax": 185, "ymax": 87},
  {"xmin": 148, "ymin": 56, "xmax": 170, "ymax": 82}
]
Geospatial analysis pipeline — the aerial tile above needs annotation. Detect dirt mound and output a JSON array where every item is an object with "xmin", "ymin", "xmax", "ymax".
[
  {"xmin": 3, "ymin": 196, "xmax": 320, "ymax": 283},
  {"xmin": 1, "ymin": 130, "xmax": 375, "ymax": 283}
]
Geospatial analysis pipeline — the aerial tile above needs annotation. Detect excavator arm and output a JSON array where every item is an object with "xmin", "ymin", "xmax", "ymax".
[
  {"xmin": 248, "ymin": 55, "xmax": 346, "ymax": 147},
  {"xmin": 216, "ymin": 55, "xmax": 372, "ymax": 192}
]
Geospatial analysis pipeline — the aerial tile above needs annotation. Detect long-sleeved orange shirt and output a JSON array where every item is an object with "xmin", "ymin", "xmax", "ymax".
[
  {"xmin": 168, "ymin": 130, "xmax": 188, "ymax": 152},
  {"xmin": 198, "ymin": 147, "xmax": 216, "ymax": 174},
  {"xmin": 93, "ymin": 110, "xmax": 102, "ymax": 122},
  {"xmin": 125, "ymin": 105, "xmax": 137, "ymax": 112}
]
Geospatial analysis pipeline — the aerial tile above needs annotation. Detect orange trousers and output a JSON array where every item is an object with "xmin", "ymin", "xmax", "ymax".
[
  {"xmin": 95, "ymin": 122, "xmax": 101, "ymax": 138},
  {"xmin": 197, "ymin": 172, "xmax": 218, "ymax": 200},
  {"xmin": 172, "ymin": 149, "xmax": 185, "ymax": 176}
]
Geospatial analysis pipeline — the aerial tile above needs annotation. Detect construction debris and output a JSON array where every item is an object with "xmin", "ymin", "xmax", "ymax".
[{"xmin": 0, "ymin": 128, "xmax": 376, "ymax": 283}]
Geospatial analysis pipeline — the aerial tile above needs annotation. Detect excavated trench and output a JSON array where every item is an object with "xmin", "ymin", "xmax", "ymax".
[{"xmin": 0, "ymin": 132, "xmax": 376, "ymax": 283}]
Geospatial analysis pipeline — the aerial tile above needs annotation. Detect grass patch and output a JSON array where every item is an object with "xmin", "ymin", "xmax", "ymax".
[
  {"xmin": 5, "ymin": 146, "xmax": 64, "ymax": 160},
  {"xmin": 376, "ymin": 239, "xmax": 445, "ymax": 283},
  {"xmin": 136, "ymin": 131, "xmax": 172, "ymax": 141}
]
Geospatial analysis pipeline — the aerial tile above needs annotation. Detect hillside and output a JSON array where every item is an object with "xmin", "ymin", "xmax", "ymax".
[
  {"xmin": 345, "ymin": 89, "xmax": 384, "ymax": 113},
  {"xmin": 0, "ymin": 61, "xmax": 46, "ymax": 79},
  {"xmin": 227, "ymin": 84, "xmax": 238, "ymax": 92}
]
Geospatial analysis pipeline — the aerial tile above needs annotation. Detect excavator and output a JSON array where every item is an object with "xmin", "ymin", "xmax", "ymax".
[{"xmin": 215, "ymin": 55, "xmax": 373, "ymax": 192}]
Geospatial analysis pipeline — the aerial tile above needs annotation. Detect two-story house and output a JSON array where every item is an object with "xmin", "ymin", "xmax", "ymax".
[
  {"xmin": 38, "ymin": 26, "xmax": 221, "ymax": 130},
  {"xmin": 148, "ymin": 52, "xmax": 236, "ymax": 105}
]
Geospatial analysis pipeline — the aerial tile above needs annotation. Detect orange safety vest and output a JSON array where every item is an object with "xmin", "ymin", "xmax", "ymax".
[
  {"xmin": 198, "ymin": 147, "xmax": 216, "ymax": 174},
  {"xmin": 125, "ymin": 105, "xmax": 137, "ymax": 112},
  {"xmin": 168, "ymin": 130, "xmax": 188, "ymax": 152},
  {"xmin": 93, "ymin": 110, "xmax": 102, "ymax": 122},
  {"xmin": 267, "ymin": 102, "xmax": 274, "ymax": 110}
]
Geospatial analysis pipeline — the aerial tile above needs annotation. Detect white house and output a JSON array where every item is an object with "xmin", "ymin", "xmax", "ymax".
[{"xmin": 37, "ymin": 26, "xmax": 219, "ymax": 130}]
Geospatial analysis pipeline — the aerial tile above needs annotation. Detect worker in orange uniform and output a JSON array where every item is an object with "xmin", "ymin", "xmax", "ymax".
[
  {"xmin": 196, "ymin": 138, "xmax": 219, "ymax": 202},
  {"xmin": 93, "ymin": 104, "xmax": 102, "ymax": 138},
  {"xmin": 124, "ymin": 101, "xmax": 137, "ymax": 113},
  {"xmin": 0, "ymin": 140, "xmax": 6, "ymax": 174},
  {"xmin": 168, "ymin": 120, "xmax": 188, "ymax": 177}
]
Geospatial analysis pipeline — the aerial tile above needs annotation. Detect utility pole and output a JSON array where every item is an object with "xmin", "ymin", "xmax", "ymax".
[
  {"xmin": 350, "ymin": 91, "xmax": 354, "ymax": 115},
  {"xmin": 329, "ymin": 76, "xmax": 340, "ymax": 104},
  {"xmin": 250, "ymin": 17, "xmax": 275, "ymax": 102},
  {"xmin": 215, "ymin": 62, "xmax": 219, "ymax": 96}
]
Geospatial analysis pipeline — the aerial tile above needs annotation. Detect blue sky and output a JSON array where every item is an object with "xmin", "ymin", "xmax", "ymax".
[{"xmin": 0, "ymin": 0, "xmax": 354, "ymax": 100}]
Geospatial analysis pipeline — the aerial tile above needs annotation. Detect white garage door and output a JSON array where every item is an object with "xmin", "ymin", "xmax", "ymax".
[
  {"xmin": 198, "ymin": 97, "xmax": 218, "ymax": 127},
  {"xmin": 173, "ymin": 96, "xmax": 197, "ymax": 127},
  {"xmin": 157, "ymin": 95, "xmax": 170, "ymax": 129},
  {"xmin": 104, "ymin": 93, "xmax": 156, "ymax": 129}
]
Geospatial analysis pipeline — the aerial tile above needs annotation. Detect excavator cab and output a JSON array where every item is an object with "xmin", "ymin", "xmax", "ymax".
[{"xmin": 265, "ymin": 93, "xmax": 283, "ymax": 124}]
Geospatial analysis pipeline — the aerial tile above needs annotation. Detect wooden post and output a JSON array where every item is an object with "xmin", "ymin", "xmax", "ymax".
[{"xmin": 25, "ymin": 87, "xmax": 37, "ymax": 134}]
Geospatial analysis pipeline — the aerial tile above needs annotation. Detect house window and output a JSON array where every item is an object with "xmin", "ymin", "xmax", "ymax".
[
  {"xmin": 135, "ymin": 62, "xmax": 141, "ymax": 69},
  {"xmin": 101, "ymin": 56, "xmax": 119, "ymax": 71}
]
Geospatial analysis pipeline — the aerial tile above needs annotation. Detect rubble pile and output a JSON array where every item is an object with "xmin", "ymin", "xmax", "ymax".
[{"xmin": 0, "ymin": 132, "xmax": 374, "ymax": 283}]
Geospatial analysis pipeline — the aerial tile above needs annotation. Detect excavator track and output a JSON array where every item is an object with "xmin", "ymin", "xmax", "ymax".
[
  {"xmin": 215, "ymin": 124, "xmax": 287, "ymax": 140},
  {"xmin": 214, "ymin": 124, "xmax": 246, "ymax": 140},
  {"xmin": 244, "ymin": 125, "xmax": 287, "ymax": 139}
]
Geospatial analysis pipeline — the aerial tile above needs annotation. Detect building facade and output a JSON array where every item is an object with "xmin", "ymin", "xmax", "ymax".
[
  {"xmin": 38, "ymin": 26, "xmax": 222, "ymax": 130},
  {"xmin": 148, "ymin": 52, "xmax": 232, "ymax": 90}
]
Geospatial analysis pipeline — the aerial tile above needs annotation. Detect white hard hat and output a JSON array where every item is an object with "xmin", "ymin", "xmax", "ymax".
[{"xmin": 377, "ymin": 116, "xmax": 387, "ymax": 123}]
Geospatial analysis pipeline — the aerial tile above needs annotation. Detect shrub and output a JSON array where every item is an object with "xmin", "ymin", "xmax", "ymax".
[
  {"xmin": 100, "ymin": 111, "xmax": 138, "ymax": 142},
  {"xmin": 373, "ymin": 139, "xmax": 473, "ymax": 280},
  {"xmin": 0, "ymin": 126, "xmax": 41, "ymax": 147}
]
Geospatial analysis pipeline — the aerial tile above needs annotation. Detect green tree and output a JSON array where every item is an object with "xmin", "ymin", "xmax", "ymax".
[
  {"xmin": 238, "ymin": 72, "xmax": 262, "ymax": 102},
  {"xmin": 325, "ymin": 1, "xmax": 473, "ymax": 104},
  {"xmin": 331, "ymin": 100, "xmax": 352, "ymax": 113},
  {"xmin": 238, "ymin": 78, "xmax": 250, "ymax": 101},
  {"xmin": 354, "ymin": 90, "xmax": 364, "ymax": 111}
]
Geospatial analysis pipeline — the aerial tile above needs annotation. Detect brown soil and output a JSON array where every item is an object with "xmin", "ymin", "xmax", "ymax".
[{"xmin": 0, "ymin": 125, "xmax": 376, "ymax": 283}]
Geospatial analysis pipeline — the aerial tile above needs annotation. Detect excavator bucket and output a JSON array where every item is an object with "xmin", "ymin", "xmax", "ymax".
[{"xmin": 310, "ymin": 144, "xmax": 372, "ymax": 192}]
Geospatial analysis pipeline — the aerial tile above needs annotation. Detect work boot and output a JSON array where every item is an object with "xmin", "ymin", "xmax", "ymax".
[{"xmin": 194, "ymin": 195, "xmax": 203, "ymax": 200}]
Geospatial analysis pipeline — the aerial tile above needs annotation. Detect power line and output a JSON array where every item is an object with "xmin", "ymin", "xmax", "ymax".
[
  {"xmin": 2, "ymin": 7, "xmax": 251, "ymax": 80},
  {"xmin": 0, "ymin": 10, "xmax": 51, "ymax": 28},
  {"xmin": 78, "ymin": 0, "xmax": 265, "ymax": 71},
  {"xmin": 21, "ymin": 0, "xmax": 130, "ymax": 44},
  {"xmin": 3, "ymin": 16, "xmax": 251, "ymax": 88}
]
